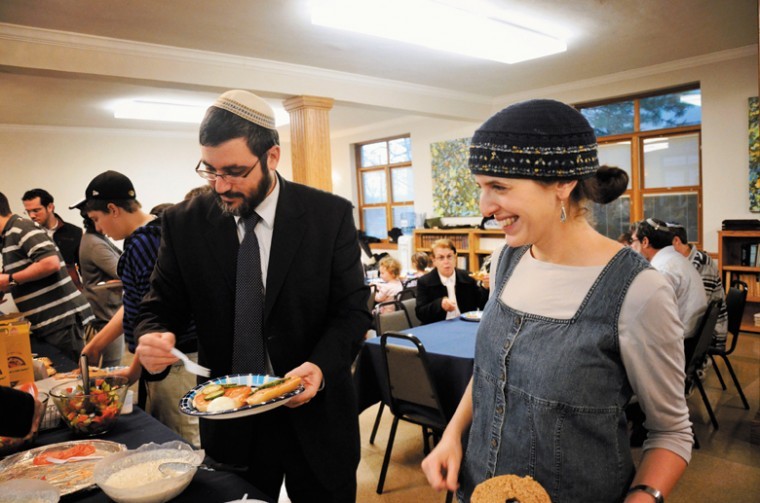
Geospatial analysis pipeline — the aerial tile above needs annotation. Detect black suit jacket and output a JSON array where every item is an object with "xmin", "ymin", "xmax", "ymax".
[
  {"xmin": 135, "ymin": 175, "xmax": 371, "ymax": 490},
  {"xmin": 415, "ymin": 268, "xmax": 487, "ymax": 325}
]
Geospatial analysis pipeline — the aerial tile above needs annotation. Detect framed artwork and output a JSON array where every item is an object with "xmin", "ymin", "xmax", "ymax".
[
  {"xmin": 749, "ymin": 97, "xmax": 760, "ymax": 212},
  {"xmin": 430, "ymin": 138, "xmax": 480, "ymax": 217}
]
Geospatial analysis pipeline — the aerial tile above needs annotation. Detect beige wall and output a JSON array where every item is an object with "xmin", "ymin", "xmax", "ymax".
[{"xmin": 1, "ymin": 52, "xmax": 757, "ymax": 254}]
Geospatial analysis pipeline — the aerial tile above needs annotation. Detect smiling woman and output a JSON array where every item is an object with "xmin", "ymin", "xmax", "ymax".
[{"xmin": 422, "ymin": 99, "xmax": 693, "ymax": 503}]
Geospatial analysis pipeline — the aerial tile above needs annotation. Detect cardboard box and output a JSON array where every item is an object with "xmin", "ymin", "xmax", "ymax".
[{"xmin": 0, "ymin": 313, "xmax": 34, "ymax": 387}]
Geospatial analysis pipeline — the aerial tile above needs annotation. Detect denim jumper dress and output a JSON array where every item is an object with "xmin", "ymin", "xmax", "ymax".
[{"xmin": 459, "ymin": 245, "xmax": 650, "ymax": 502}]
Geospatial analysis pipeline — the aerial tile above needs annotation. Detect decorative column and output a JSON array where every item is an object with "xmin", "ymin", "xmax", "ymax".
[{"xmin": 282, "ymin": 96, "xmax": 335, "ymax": 192}]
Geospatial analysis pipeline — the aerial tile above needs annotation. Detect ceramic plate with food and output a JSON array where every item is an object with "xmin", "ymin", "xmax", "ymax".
[
  {"xmin": 0, "ymin": 440, "xmax": 126, "ymax": 496},
  {"xmin": 179, "ymin": 374, "xmax": 304, "ymax": 420},
  {"xmin": 460, "ymin": 310, "xmax": 483, "ymax": 322}
]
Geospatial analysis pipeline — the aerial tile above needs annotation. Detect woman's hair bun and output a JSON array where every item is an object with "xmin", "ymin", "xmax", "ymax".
[{"xmin": 586, "ymin": 165, "xmax": 628, "ymax": 204}]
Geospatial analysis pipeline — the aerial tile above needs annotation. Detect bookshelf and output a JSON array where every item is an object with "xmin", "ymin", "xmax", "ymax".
[
  {"xmin": 718, "ymin": 230, "xmax": 760, "ymax": 333},
  {"xmin": 413, "ymin": 228, "xmax": 505, "ymax": 274}
]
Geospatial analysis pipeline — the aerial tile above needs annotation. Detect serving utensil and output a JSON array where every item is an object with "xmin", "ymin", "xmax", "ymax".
[
  {"xmin": 79, "ymin": 354, "xmax": 90, "ymax": 390},
  {"xmin": 170, "ymin": 348, "xmax": 210, "ymax": 377},
  {"xmin": 158, "ymin": 461, "xmax": 246, "ymax": 477}
]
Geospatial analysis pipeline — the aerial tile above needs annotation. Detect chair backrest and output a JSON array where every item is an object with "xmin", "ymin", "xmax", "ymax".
[
  {"xmin": 367, "ymin": 283, "xmax": 377, "ymax": 313},
  {"xmin": 685, "ymin": 301, "xmax": 720, "ymax": 375},
  {"xmin": 400, "ymin": 297, "xmax": 422, "ymax": 327},
  {"xmin": 375, "ymin": 301, "xmax": 413, "ymax": 334},
  {"xmin": 725, "ymin": 280, "xmax": 748, "ymax": 352},
  {"xmin": 395, "ymin": 287, "xmax": 417, "ymax": 301},
  {"xmin": 380, "ymin": 331, "xmax": 446, "ymax": 424}
]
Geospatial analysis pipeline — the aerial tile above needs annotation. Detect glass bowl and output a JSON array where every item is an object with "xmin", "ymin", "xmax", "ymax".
[
  {"xmin": 0, "ymin": 391, "xmax": 49, "ymax": 458},
  {"xmin": 49, "ymin": 376, "xmax": 128, "ymax": 437}
]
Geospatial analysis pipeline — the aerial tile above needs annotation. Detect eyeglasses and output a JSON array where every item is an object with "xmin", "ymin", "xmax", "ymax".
[
  {"xmin": 195, "ymin": 158, "xmax": 260, "ymax": 183},
  {"xmin": 434, "ymin": 254, "xmax": 456, "ymax": 261}
]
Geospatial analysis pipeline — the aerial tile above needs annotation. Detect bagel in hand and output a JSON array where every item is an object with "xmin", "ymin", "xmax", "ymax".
[{"xmin": 471, "ymin": 474, "xmax": 551, "ymax": 503}]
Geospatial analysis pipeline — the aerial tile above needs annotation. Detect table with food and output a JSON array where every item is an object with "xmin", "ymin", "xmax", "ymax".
[{"xmin": 0, "ymin": 336, "xmax": 278, "ymax": 502}]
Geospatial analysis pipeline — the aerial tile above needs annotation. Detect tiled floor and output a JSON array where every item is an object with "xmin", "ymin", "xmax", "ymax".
[{"xmin": 354, "ymin": 333, "xmax": 760, "ymax": 502}]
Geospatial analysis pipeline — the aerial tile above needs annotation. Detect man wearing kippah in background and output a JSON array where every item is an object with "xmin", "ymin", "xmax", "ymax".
[
  {"xmin": 630, "ymin": 218, "xmax": 707, "ymax": 340},
  {"xmin": 135, "ymin": 90, "xmax": 371, "ymax": 501}
]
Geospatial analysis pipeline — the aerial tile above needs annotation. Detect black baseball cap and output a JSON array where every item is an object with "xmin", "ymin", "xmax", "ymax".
[{"xmin": 70, "ymin": 170, "xmax": 137, "ymax": 209}]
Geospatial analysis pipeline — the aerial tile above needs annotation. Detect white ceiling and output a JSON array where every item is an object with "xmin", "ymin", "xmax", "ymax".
[{"xmin": 0, "ymin": 0, "xmax": 757, "ymax": 135}]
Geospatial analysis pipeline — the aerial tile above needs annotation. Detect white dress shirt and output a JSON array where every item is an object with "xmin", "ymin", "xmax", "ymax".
[
  {"xmin": 234, "ymin": 175, "xmax": 280, "ymax": 289},
  {"xmin": 438, "ymin": 271, "xmax": 460, "ymax": 319},
  {"xmin": 650, "ymin": 245, "xmax": 707, "ymax": 339}
]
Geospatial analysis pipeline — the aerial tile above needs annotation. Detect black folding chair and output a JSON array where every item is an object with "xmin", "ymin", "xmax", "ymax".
[
  {"xmin": 684, "ymin": 301, "xmax": 721, "ymax": 430},
  {"xmin": 708, "ymin": 280, "xmax": 750, "ymax": 410},
  {"xmin": 369, "ymin": 301, "xmax": 414, "ymax": 445},
  {"xmin": 377, "ymin": 332, "xmax": 452, "ymax": 502}
]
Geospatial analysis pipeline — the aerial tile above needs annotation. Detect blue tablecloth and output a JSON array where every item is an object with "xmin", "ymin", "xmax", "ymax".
[{"xmin": 354, "ymin": 318, "xmax": 478, "ymax": 419}]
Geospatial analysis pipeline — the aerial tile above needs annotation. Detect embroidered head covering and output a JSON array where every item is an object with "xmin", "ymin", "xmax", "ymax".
[
  {"xmin": 469, "ymin": 99, "xmax": 598, "ymax": 180},
  {"xmin": 211, "ymin": 90, "xmax": 276, "ymax": 130}
]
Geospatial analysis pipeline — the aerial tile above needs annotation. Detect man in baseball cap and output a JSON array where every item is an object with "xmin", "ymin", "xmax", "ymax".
[{"xmin": 76, "ymin": 170, "xmax": 200, "ymax": 447}]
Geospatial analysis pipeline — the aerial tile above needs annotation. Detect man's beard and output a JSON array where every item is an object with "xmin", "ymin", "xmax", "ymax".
[{"xmin": 214, "ymin": 162, "xmax": 273, "ymax": 218}]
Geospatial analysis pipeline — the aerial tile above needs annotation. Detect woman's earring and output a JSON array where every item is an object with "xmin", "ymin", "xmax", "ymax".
[{"xmin": 560, "ymin": 203, "xmax": 567, "ymax": 223}]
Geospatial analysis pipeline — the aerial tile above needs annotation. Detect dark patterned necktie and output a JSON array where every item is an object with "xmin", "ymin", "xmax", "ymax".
[{"xmin": 231, "ymin": 213, "xmax": 266, "ymax": 374}]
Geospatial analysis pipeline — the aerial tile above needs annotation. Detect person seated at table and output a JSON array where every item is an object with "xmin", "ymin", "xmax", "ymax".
[
  {"xmin": 0, "ymin": 386, "xmax": 45, "ymax": 438},
  {"xmin": 415, "ymin": 238, "xmax": 487, "ymax": 325},
  {"xmin": 404, "ymin": 251, "xmax": 432, "ymax": 288},
  {"xmin": 421, "ymin": 99, "xmax": 692, "ymax": 503},
  {"xmin": 630, "ymin": 218, "xmax": 706, "ymax": 339},
  {"xmin": 373, "ymin": 256, "xmax": 404, "ymax": 314}
]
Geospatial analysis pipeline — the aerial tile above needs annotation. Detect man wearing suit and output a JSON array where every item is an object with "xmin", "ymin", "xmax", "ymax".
[
  {"xmin": 135, "ymin": 90, "xmax": 371, "ymax": 502},
  {"xmin": 415, "ymin": 238, "xmax": 488, "ymax": 325}
]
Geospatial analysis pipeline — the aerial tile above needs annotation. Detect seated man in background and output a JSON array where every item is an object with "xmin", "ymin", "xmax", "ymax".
[
  {"xmin": 631, "ymin": 218, "xmax": 707, "ymax": 339},
  {"xmin": 415, "ymin": 238, "xmax": 488, "ymax": 325},
  {"xmin": 668, "ymin": 223, "xmax": 727, "ymax": 350}
]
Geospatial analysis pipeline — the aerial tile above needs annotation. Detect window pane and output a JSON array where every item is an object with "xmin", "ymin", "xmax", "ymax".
[
  {"xmin": 391, "ymin": 167, "xmax": 414, "ymax": 202},
  {"xmin": 643, "ymin": 133, "xmax": 700, "ymax": 188},
  {"xmin": 640, "ymin": 89, "xmax": 701, "ymax": 131},
  {"xmin": 388, "ymin": 137, "xmax": 412, "ymax": 164},
  {"xmin": 598, "ymin": 141, "xmax": 632, "ymax": 189},
  {"xmin": 392, "ymin": 206, "xmax": 416, "ymax": 233},
  {"xmin": 580, "ymin": 101, "xmax": 634, "ymax": 137},
  {"xmin": 362, "ymin": 170, "xmax": 387, "ymax": 204},
  {"xmin": 360, "ymin": 142, "xmax": 387, "ymax": 167},
  {"xmin": 363, "ymin": 208, "xmax": 387, "ymax": 239},
  {"xmin": 592, "ymin": 196, "xmax": 631, "ymax": 239},
  {"xmin": 643, "ymin": 192, "xmax": 699, "ymax": 243}
]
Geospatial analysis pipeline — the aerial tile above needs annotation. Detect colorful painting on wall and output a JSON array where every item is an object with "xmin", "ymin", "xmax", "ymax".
[
  {"xmin": 749, "ymin": 97, "xmax": 760, "ymax": 212},
  {"xmin": 430, "ymin": 138, "xmax": 480, "ymax": 217}
]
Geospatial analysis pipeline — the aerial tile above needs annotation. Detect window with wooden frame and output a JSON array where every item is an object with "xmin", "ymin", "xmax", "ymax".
[
  {"xmin": 577, "ymin": 85, "xmax": 703, "ymax": 247},
  {"xmin": 355, "ymin": 135, "xmax": 414, "ymax": 240}
]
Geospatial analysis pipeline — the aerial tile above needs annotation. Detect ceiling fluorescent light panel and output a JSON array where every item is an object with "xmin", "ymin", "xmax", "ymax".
[
  {"xmin": 114, "ymin": 100, "xmax": 208, "ymax": 123},
  {"xmin": 310, "ymin": 0, "xmax": 566, "ymax": 64}
]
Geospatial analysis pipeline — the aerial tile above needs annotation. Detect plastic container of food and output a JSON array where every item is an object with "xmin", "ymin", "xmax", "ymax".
[
  {"xmin": 49, "ymin": 376, "xmax": 128, "ymax": 437},
  {"xmin": 0, "ymin": 391, "xmax": 49, "ymax": 457},
  {"xmin": 93, "ymin": 442, "xmax": 204, "ymax": 503},
  {"xmin": 0, "ymin": 479, "xmax": 60, "ymax": 503}
]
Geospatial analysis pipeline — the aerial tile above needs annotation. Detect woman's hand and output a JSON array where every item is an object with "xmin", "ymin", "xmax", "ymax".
[{"xmin": 421, "ymin": 432, "xmax": 462, "ymax": 493}]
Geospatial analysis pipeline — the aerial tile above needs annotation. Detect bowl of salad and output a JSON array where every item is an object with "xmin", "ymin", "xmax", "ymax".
[
  {"xmin": 49, "ymin": 376, "xmax": 129, "ymax": 437},
  {"xmin": 0, "ymin": 390, "xmax": 48, "ymax": 457}
]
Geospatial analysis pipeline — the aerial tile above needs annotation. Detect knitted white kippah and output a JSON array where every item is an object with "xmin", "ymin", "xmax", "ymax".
[{"xmin": 212, "ymin": 90, "xmax": 276, "ymax": 129}]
